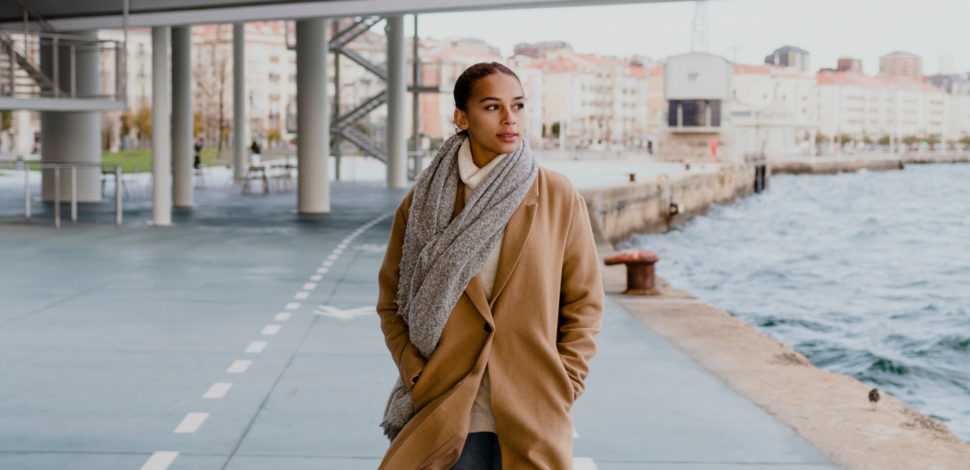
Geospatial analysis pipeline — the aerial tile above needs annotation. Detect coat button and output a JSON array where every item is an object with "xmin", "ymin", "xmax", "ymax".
[{"xmin": 484, "ymin": 323, "xmax": 493, "ymax": 333}]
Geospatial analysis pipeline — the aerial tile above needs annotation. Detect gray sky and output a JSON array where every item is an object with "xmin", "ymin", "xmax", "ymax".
[{"xmin": 409, "ymin": 0, "xmax": 970, "ymax": 76}]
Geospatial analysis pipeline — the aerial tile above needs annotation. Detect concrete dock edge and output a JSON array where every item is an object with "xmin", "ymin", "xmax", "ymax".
[{"xmin": 585, "ymin": 154, "xmax": 970, "ymax": 469}]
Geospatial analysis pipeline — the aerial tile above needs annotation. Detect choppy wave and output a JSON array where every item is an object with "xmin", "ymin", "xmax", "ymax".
[{"xmin": 623, "ymin": 163, "xmax": 970, "ymax": 442}]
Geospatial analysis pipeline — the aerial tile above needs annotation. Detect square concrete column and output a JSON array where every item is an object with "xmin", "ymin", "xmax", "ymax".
[
  {"xmin": 152, "ymin": 26, "xmax": 172, "ymax": 226},
  {"xmin": 172, "ymin": 26, "xmax": 193, "ymax": 208},
  {"xmin": 295, "ymin": 19, "xmax": 330, "ymax": 213}
]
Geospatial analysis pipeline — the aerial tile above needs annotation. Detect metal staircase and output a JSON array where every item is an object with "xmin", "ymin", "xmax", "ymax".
[
  {"xmin": 0, "ymin": 32, "xmax": 56, "ymax": 97},
  {"xmin": 0, "ymin": 1, "xmax": 125, "ymax": 111}
]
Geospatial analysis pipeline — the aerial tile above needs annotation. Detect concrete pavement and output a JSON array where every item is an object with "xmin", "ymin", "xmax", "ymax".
[{"xmin": 0, "ymin": 173, "xmax": 836, "ymax": 469}]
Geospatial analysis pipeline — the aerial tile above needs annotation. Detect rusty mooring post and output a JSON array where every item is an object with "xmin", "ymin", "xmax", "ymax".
[{"xmin": 604, "ymin": 250, "xmax": 660, "ymax": 295}]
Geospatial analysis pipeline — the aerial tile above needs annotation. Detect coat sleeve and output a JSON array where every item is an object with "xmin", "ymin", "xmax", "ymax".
[
  {"xmin": 377, "ymin": 191, "xmax": 426, "ymax": 391},
  {"xmin": 557, "ymin": 191, "xmax": 605, "ymax": 401}
]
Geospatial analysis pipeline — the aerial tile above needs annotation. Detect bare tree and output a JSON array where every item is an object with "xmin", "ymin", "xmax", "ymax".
[{"xmin": 193, "ymin": 25, "xmax": 232, "ymax": 154}]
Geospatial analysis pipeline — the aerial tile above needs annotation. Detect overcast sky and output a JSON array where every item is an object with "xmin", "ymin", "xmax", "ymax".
[{"xmin": 408, "ymin": 0, "xmax": 969, "ymax": 76}]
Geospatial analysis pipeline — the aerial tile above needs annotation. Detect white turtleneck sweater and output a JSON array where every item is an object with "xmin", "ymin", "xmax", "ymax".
[{"xmin": 457, "ymin": 138, "xmax": 506, "ymax": 434}]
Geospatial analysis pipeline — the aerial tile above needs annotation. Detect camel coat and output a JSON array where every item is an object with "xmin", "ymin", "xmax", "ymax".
[{"xmin": 377, "ymin": 167, "xmax": 604, "ymax": 469}]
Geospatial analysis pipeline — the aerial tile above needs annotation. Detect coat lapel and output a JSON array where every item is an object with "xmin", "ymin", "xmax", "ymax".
[
  {"xmin": 453, "ymin": 175, "xmax": 541, "ymax": 320},
  {"xmin": 489, "ymin": 176, "xmax": 540, "ymax": 308},
  {"xmin": 452, "ymin": 185, "xmax": 494, "ymax": 324}
]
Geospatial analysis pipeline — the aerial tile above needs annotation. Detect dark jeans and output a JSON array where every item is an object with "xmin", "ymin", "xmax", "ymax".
[{"xmin": 450, "ymin": 432, "xmax": 501, "ymax": 470}]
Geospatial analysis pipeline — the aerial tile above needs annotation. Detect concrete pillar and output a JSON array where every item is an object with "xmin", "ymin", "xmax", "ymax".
[
  {"xmin": 295, "ymin": 19, "xmax": 330, "ymax": 213},
  {"xmin": 232, "ymin": 23, "xmax": 247, "ymax": 182},
  {"xmin": 386, "ymin": 15, "xmax": 407, "ymax": 188},
  {"xmin": 39, "ymin": 30, "xmax": 101, "ymax": 202},
  {"xmin": 171, "ymin": 26, "xmax": 193, "ymax": 208},
  {"xmin": 152, "ymin": 26, "xmax": 172, "ymax": 226}
]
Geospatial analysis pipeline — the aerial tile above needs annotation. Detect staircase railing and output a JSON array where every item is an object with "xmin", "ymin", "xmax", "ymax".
[{"xmin": 0, "ymin": 30, "xmax": 124, "ymax": 101}]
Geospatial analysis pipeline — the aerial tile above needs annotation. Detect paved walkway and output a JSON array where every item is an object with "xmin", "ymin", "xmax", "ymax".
[{"xmin": 0, "ymin": 173, "xmax": 836, "ymax": 469}]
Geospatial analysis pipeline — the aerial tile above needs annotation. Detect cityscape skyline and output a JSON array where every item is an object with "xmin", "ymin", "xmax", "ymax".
[{"xmin": 411, "ymin": 0, "xmax": 970, "ymax": 76}]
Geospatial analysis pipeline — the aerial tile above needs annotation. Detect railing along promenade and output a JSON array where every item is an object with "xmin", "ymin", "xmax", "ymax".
[{"xmin": 0, "ymin": 159, "xmax": 123, "ymax": 228}]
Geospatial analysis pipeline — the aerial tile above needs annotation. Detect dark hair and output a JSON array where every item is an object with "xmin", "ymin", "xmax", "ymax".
[{"xmin": 453, "ymin": 62, "xmax": 521, "ymax": 136}]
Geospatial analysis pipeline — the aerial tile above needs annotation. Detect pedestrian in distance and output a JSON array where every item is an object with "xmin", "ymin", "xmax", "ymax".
[
  {"xmin": 193, "ymin": 138, "xmax": 203, "ymax": 169},
  {"xmin": 250, "ymin": 139, "xmax": 261, "ymax": 165},
  {"xmin": 376, "ymin": 62, "xmax": 605, "ymax": 469}
]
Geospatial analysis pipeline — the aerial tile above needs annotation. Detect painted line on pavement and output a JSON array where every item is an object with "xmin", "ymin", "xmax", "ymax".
[
  {"xmin": 294, "ymin": 291, "xmax": 309, "ymax": 299},
  {"xmin": 303, "ymin": 282, "xmax": 317, "ymax": 290},
  {"xmin": 316, "ymin": 267, "xmax": 328, "ymax": 274},
  {"xmin": 226, "ymin": 360, "xmax": 252, "ymax": 373},
  {"xmin": 274, "ymin": 312, "xmax": 291, "ymax": 322},
  {"xmin": 573, "ymin": 457, "xmax": 598, "ymax": 470},
  {"xmin": 203, "ymin": 382, "xmax": 233, "ymax": 399},
  {"xmin": 261, "ymin": 324, "xmax": 281, "ymax": 335},
  {"xmin": 284, "ymin": 302, "xmax": 301, "ymax": 310},
  {"xmin": 140, "ymin": 451, "xmax": 178, "ymax": 470},
  {"xmin": 310, "ymin": 274, "xmax": 323, "ymax": 281},
  {"xmin": 173, "ymin": 412, "xmax": 209, "ymax": 433},
  {"xmin": 245, "ymin": 341, "xmax": 267, "ymax": 353}
]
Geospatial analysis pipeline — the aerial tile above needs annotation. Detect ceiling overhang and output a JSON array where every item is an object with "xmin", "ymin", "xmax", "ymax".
[{"xmin": 0, "ymin": 0, "xmax": 684, "ymax": 31}]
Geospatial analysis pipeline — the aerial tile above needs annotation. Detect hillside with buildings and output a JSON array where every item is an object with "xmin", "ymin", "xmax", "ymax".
[{"xmin": 2, "ymin": 23, "xmax": 969, "ymax": 164}]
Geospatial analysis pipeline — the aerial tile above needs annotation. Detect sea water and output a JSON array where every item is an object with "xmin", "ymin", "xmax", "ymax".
[{"xmin": 624, "ymin": 163, "xmax": 970, "ymax": 442}]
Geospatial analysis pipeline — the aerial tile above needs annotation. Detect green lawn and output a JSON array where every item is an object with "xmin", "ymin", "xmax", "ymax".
[{"xmin": 100, "ymin": 149, "xmax": 221, "ymax": 173}]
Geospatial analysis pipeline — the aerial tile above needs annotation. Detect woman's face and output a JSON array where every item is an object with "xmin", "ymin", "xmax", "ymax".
[{"xmin": 454, "ymin": 73, "xmax": 526, "ymax": 164}]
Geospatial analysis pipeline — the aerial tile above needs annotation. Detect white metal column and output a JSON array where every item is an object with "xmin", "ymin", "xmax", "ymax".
[
  {"xmin": 386, "ymin": 15, "xmax": 407, "ymax": 188},
  {"xmin": 232, "ymin": 23, "xmax": 247, "ymax": 182},
  {"xmin": 296, "ymin": 19, "xmax": 330, "ymax": 213},
  {"xmin": 171, "ymin": 25, "xmax": 193, "ymax": 208},
  {"xmin": 152, "ymin": 26, "xmax": 172, "ymax": 226}
]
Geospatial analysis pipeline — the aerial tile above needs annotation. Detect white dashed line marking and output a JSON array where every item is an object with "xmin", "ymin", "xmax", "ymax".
[
  {"xmin": 173, "ymin": 412, "xmax": 209, "ymax": 433},
  {"xmin": 322, "ymin": 260, "xmax": 333, "ymax": 267},
  {"xmin": 573, "ymin": 427, "xmax": 579, "ymax": 438},
  {"xmin": 245, "ymin": 341, "xmax": 267, "ymax": 353},
  {"xmin": 203, "ymin": 382, "xmax": 232, "ymax": 399},
  {"xmin": 274, "ymin": 312, "xmax": 291, "ymax": 322},
  {"xmin": 261, "ymin": 324, "xmax": 281, "ymax": 335},
  {"xmin": 294, "ymin": 291, "xmax": 309, "ymax": 299},
  {"xmin": 573, "ymin": 457, "xmax": 598, "ymax": 469},
  {"xmin": 284, "ymin": 302, "xmax": 301, "ymax": 310},
  {"xmin": 316, "ymin": 267, "xmax": 328, "ymax": 274},
  {"xmin": 227, "ymin": 360, "xmax": 252, "ymax": 373},
  {"xmin": 141, "ymin": 451, "xmax": 178, "ymax": 470},
  {"xmin": 310, "ymin": 274, "xmax": 323, "ymax": 281}
]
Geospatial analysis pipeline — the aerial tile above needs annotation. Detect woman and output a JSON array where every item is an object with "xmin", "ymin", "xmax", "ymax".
[{"xmin": 377, "ymin": 62, "xmax": 604, "ymax": 469}]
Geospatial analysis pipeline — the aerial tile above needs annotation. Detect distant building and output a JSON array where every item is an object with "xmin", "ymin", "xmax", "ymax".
[
  {"xmin": 836, "ymin": 57, "xmax": 863, "ymax": 74},
  {"xmin": 417, "ymin": 38, "xmax": 507, "ymax": 141},
  {"xmin": 816, "ymin": 71, "xmax": 945, "ymax": 142},
  {"xmin": 879, "ymin": 51, "xmax": 923, "ymax": 79},
  {"xmin": 764, "ymin": 45, "xmax": 810, "ymax": 73},
  {"xmin": 513, "ymin": 41, "xmax": 572, "ymax": 59},
  {"xmin": 659, "ymin": 52, "xmax": 733, "ymax": 160},
  {"xmin": 938, "ymin": 55, "xmax": 956, "ymax": 75},
  {"xmin": 927, "ymin": 73, "xmax": 970, "ymax": 141},
  {"xmin": 731, "ymin": 64, "xmax": 817, "ymax": 158}
]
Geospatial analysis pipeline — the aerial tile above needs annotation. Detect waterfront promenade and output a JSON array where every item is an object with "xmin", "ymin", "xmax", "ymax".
[{"xmin": 0, "ymin": 169, "xmax": 836, "ymax": 469}]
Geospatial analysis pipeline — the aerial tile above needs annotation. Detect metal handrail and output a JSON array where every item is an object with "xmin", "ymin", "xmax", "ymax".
[
  {"xmin": 0, "ymin": 160, "xmax": 123, "ymax": 228},
  {"xmin": 0, "ymin": 30, "xmax": 124, "ymax": 100}
]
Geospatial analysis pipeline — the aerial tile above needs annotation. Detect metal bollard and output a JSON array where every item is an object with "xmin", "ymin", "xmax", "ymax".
[
  {"xmin": 54, "ymin": 167, "xmax": 60, "ymax": 229},
  {"xmin": 71, "ymin": 166, "xmax": 77, "ymax": 223},
  {"xmin": 604, "ymin": 250, "xmax": 660, "ymax": 295}
]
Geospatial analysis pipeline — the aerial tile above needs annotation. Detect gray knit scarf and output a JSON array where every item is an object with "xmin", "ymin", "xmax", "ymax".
[{"xmin": 380, "ymin": 133, "xmax": 538, "ymax": 441}]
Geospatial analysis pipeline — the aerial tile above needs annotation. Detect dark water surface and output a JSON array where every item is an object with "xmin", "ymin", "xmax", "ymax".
[{"xmin": 623, "ymin": 163, "xmax": 970, "ymax": 442}]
